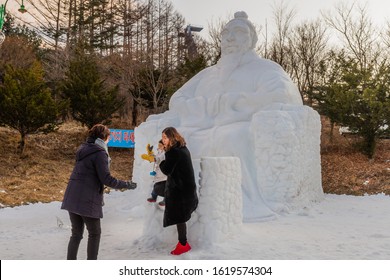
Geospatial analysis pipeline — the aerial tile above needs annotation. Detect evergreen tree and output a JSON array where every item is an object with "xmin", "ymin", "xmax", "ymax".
[
  {"xmin": 171, "ymin": 55, "xmax": 208, "ymax": 94},
  {"xmin": 0, "ymin": 61, "xmax": 64, "ymax": 154},
  {"xmin": 176, "ymin": 55, "xmax": 207, "ymax": 81},
  {"xmin": 314, "ymin": 51, "xmax": 390, "ymax": 158},
  {"xmin": 62, "ymin": 49, "xmax": 125, "ymax": 128}
]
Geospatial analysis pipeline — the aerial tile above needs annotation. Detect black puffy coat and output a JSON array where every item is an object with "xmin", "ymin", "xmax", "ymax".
[
  {"xmin": 61, "ymin": 137, "xmax": 128, "ymax": 218},
  {"xmin": 160, "ymin": 144, "xmax": 198, "ymax": 227}
]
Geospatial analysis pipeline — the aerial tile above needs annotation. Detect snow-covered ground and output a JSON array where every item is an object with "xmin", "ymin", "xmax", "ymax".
[
  {"xmin": 2, "ymin": 188, "xmax": 390, "ymax": 280},
  {"xmin": 1, "ymin": 189, "xmax": 390, "ymax": 260}
]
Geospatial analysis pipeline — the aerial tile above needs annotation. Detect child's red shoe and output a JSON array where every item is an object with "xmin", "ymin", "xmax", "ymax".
[
  {"xmin": 147, "ymin": 197, "xmax": 156, "ymax": 203},
  {"xmin": 170, "ymin": 242, "xmax": 191, "ymax": 255}
]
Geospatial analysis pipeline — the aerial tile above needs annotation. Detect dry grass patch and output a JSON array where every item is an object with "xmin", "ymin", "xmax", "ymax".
[{"xmin": 320, "ymin": 117, "xmax": 390, "ymax": 195}]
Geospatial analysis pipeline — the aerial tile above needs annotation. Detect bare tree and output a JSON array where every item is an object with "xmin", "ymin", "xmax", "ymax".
[
  {"xmin": 322, "ymin": 1, "xmax": 381, "ymax": 71},
  {"xmin": 380, "ymin": 21, "xmax": 390, "ymax": 58},
  {"xmin": 268, "ymin": 0, "xmax": 296, "ymax": 70},
  {"xmin": 24, "ymin": 0, "xmax": 68, "ymax": 49},
  {"xmin": 206, "ymin": 16, "xmax": 228, "ymax": 64},
  {"xmin": 287, "ymin": 19, "xmax": 329, "ymax": 104}
]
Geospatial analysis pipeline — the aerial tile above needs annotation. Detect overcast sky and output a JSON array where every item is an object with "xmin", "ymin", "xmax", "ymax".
[
  {"xmin": 169, "ymin": 0, "xmax": 390, "ymax": 39},
  {"xmin": 6, "ymin": 0, "xmax": 390, "ymax": 41}
]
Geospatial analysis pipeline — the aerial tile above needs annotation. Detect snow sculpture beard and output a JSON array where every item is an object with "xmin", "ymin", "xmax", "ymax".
[{"xmin": 216, "ymin": 51, "xmax": 243, "ymax": 82}]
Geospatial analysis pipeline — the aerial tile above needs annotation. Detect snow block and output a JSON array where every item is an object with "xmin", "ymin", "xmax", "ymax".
[
  {"xmin": 250, "ymin": 105, "xmax": 323, "ymax": 213},
  {"xmin": 191, "ymin": 157, "xmax": 243, "ymax": 246}
]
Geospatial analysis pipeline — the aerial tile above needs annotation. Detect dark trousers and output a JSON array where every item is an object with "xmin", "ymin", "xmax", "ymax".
[
  {"xmin": 67, "ymin": 212, "xmax": 101, "ymax": 260},
  {"xmin": 177, "ymin": 223, "xmax": 187, "ymax": 245},
  {"xmin": 151, "ymin": 181, "xmax": 166, "ymax": 199}
]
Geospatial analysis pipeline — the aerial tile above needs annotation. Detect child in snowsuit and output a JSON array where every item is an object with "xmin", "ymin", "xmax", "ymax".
[{"xmin": 147, "ymin": 140, "xmax": 167, "ymax": 206}]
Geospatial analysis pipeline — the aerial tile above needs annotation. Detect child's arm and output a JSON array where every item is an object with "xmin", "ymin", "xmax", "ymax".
[{"xmin": 154, "ymin": 151, "xmax": 165, "ymax": 165}]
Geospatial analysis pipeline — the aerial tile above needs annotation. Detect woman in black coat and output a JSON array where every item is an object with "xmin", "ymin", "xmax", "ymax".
[
  {"xmin": 61, "ymin": 124, "xmax": 137, "ymax": 260},
  {"xmin": 160, "ymin": 127, "xmax": 198, "ymax": 255}
]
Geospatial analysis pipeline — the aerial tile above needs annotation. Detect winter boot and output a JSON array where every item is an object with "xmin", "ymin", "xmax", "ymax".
[
  {"xmin": 170, "ymin": 242, "xmax": 191, "ymax": 255},
  {"xmin": 147, "ymin": 197, "xmax": 156, "ymax": 203}
]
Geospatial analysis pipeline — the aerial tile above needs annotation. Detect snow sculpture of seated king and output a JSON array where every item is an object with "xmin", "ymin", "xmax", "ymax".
[{"xmin": 133, "ymin": 11, "xmax": 323, "ymax": 222}]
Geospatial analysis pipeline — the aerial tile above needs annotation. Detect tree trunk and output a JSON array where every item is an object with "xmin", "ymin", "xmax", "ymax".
[
  {"xmin": 132, "ymin": 99, "xmax": 138, "ymax": 127},
  {"xmin": 329, "ymin": 121, "xmax": 334, "ymax": 143},
  {"xmin": 364, "ymin": 133, "xmax": 377, "ymax": 159},
  {"xmin": 18, "ymin": 133, "xmax": 26, "ymax": 155}
]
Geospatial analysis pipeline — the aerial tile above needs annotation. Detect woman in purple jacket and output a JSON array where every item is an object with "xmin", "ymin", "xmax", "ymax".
[{"xmin": 61, "ymin": 124, "xmax": 136, "ymax": 260}]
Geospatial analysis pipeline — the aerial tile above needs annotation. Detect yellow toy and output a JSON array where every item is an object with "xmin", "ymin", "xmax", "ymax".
[{"xmin": 141, "ymin": 144, "xmax": 155, "ymax": 163}]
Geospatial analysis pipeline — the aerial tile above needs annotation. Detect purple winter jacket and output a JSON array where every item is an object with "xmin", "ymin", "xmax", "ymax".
[{"xmin": 61, "ymin": 137, "xmax": 128, "ymax": 218}]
